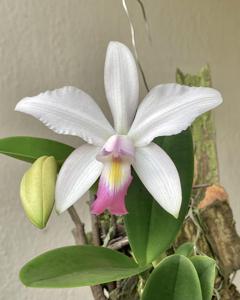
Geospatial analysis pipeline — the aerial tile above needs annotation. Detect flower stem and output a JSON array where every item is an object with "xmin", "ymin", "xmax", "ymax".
[
  {"xmin": 68, "ymin": 206, "xmax": 88, "ymax": 244},
  {"xmin": 67, "ymin": 206, "xmax": 106, "ymax": 300},
  {"xmin": 91, "ymin": 213, "xmax": 101, "ymax": 246}
]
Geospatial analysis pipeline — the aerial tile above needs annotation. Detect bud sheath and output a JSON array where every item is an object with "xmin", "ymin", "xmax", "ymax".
[{"xmin": 20, "ymin": 156, "xmax": 57, "ymax": 229}]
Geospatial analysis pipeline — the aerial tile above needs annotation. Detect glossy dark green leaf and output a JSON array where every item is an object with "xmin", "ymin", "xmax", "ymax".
[
  {"xmin": 190, "ymin": 256, "xmax": 216, "ymax": 300},
  {"xmin": 142, "ymin": 255, "xmax": 202, "ymax": 300},
  {"xmin": 20, "ymin": 245, "xmax": 149, "ymax": 288},
  {"xmin": 125, "ymin": 130, "xmax": 194, "ymax": 266},
  {"xmin": 0, "ymin": 136, "xmax": 74, "ymax": 166},
  {"xmin": 175, "ymin": 242, "xmax": 195, "ymax": 257}
]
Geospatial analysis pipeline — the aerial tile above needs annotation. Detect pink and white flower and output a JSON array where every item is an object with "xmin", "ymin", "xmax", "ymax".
[{"xmin": 15, "ymin": 42, "xmax": 222, "ymax": 217}]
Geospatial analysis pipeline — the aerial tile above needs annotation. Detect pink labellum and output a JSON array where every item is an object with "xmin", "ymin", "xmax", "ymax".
[{"xmin": 91, "ymin": 135, "xmax": 134, "ymax": 215}]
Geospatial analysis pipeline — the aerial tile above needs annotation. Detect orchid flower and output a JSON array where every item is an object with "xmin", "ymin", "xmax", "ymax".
[{"xmin": 15, "ymin": 42, "xmax": 222, "ymax": 217}]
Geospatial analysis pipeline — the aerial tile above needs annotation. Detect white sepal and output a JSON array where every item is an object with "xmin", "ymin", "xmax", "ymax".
[
  {"xmin": 133, "ymin": 142, "xmax": 182, "ymax": 218},
  {"xmin": 104, "ymin": 42, "xmax": 139, "ymax": 134},
  {"xmin": 16, "ymin": 86, "xmax": 115, "ymax": 146}
]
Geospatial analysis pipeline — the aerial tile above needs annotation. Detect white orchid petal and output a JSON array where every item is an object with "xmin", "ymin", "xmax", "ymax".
[
  {"xmin": 133, "ymin": 143, "xmax": 182, "ymax": 218},
  {"xmin": 129, "ymin": 84, "xmax": 222, "ymax": 146},
  {"xmin": 15, "ymin": 86, "xmax": 115, "ymax": 146},
  {"xmin": 55, "ymin": 144, "xmax": 103, "ymax": 213},
  {"xmin": 104, "ymin": 42, "xmax": 139, "ymax": 134}
]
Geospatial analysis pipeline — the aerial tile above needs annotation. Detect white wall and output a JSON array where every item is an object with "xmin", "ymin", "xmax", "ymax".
[{"xmin": 0, "ymin": 1, "xmax": 240, "ymax": 299}]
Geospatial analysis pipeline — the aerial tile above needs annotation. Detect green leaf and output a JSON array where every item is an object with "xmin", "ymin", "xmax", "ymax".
[
  {"xmin": 124, "ymin": 129, "xmax": 194, "ymax": 266},
  {"xmin": 20, "ymin": 245, "xmax": 149, "ymax": 288},
  {"xmin": 175, "ymin": 242, "xmax": 195, "ymax": 257},
  {"xmin": 0, "ymin": 136, "xmax": 74, "ymax": 166},
  {"xmin": 190, "ymin": 256, "xmax": 216, "ymax": 300},
  {"xmin": 142, "ymin": 255, "xmax": 202, "ymax": 300}
]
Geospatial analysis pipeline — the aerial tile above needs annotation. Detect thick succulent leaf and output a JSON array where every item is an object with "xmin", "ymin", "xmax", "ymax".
[
  {"xmin": 175, "ymin": 242, "xmax": 195, "ymax": 257},
  {"xmin": 0, "ymin": 136, "xmax": 74, "ymax": 166},
  {"xmin": 20, "ymin": 245, "xmax": 149, "ymax": 288},
  {"xmin": 142, "ymin": 255, "xmax": 202, "ymax": 300},
  {"xmin": 190, "ymin": 256, "xmax": 216, "ymax": 300},
  {"xmin": 124, "ymin": 129, "xmax": 194, "ymax": 266}
]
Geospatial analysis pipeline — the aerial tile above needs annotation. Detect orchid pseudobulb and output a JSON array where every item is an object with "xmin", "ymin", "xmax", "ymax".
[{"xmin": 15, "ymin": 41, "xmax": 222, "ymax": 217}]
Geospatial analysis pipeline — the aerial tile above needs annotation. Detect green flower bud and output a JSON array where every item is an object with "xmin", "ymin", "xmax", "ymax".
[{"xmin": 20, "ymin": 156, "xmax": 57, "ymax": 229}]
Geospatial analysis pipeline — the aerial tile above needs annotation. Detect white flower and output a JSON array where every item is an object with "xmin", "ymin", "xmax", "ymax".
[{"xmin": 15, "ymin": 41, "xmax": 222, "ymax": 217}]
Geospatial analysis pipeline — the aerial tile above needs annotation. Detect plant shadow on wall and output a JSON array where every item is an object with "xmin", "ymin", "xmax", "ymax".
[{"xmin": 1, "ymin": 39, "xmax": 239, "ymax": 300}]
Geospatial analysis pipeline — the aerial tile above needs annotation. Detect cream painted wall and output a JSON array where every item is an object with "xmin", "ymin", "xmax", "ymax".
[{"xmin": 0, "ymin": 1, "xmax": 240, "ymax": 299}]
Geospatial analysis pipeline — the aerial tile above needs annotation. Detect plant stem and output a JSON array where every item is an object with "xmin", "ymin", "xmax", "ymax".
[
  {"xmin": 90, "ymin": 285, "xmax": 107, "ymax": 300},
  {"xmin": 68, "ymin": 206, "xmax": 88, "ymax": 244},
  {"xmin": 91, "ymin": 213, "xmax": 101, "ymax": 246},
  {"xmin": 110, "ymin": 215, "xmax": 117, "ymax": 237},
  {"xmin": 67, "ymin": 205, "xmax": 106, "ymax": 300},
  {"xmin": 108, "ymin": 236, "xmax": 129, "ymax": 250}
]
